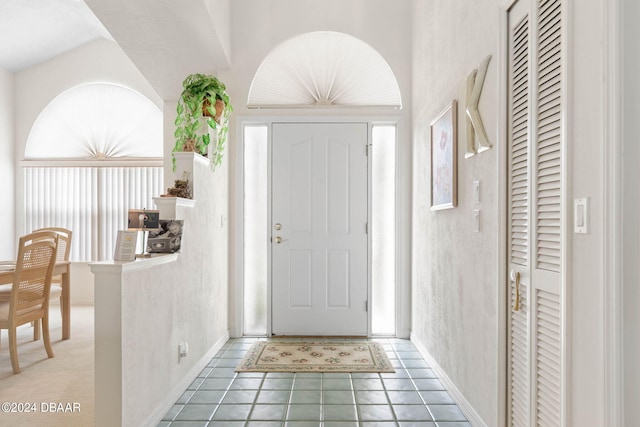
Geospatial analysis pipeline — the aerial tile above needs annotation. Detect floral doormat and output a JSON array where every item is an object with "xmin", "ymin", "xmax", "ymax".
[{"xmin": 235, "ymin": 341, "xmax": 395, "ymax": 373}]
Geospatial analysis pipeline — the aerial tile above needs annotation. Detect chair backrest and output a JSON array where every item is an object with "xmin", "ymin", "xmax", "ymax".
[
  {"xmin": 33, "ymin": 227, "xmax": 72, "ymax": 262},
  {"xmin": 11, "ymin": 231, "xmax": 59, "ymax": 317}
]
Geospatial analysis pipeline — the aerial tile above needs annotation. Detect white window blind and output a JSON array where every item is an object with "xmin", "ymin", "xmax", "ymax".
[
  {"xmin": 248, "ymin": 31, "xmax": 402, "ymax": 108},
  {"xmin": 24, "ymin": 166, "xmax": 163, "ymax": 261}
]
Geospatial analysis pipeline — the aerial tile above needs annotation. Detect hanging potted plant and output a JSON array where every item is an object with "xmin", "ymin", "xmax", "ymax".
[{"xmin": 172, "ymin": 73, "xmax": 233, "ymax": 170}]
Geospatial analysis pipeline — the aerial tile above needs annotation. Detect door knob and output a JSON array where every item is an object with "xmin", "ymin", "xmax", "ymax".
[
  {"xmin": 511, "ymin": 270, "xmax": 521, "ymax": 312},
  {"xmin": 275, "ymin": 236, "xmax": 287, "ymax": 244}
]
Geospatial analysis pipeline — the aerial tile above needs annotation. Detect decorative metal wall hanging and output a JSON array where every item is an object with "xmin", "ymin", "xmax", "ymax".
[{"xmin": 465, "ymin": 55, "xmax": 493, "ymax": 158}]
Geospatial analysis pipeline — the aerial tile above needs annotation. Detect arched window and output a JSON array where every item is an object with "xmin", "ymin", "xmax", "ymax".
[
  {"xmin": 247, "ymin": 31, "xmax": 402, "ymax": 108},
  {"xmin": 23, "ymin": 83, "xmax": 164, "ymax": 261}
]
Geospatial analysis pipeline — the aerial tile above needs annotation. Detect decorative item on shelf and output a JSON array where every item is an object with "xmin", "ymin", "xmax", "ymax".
[
  {"xmin": 127, "ymin": 209, "xmax": 161, "ymax": 258},
  {"xmin": 127, "ymin": 209, "xmax": 160, "ymax": 230},
  {"xmin": 147, "ymin": 220, "xmax": 184, "ymax": 254},
  {"xmin": 162, "ymin": 172, "xmax": 193, "ymax": 199},
  {"xmin": 173, "ymin": 73, "xmax": 233, "ymax": 171},
  {"xmin": 114, "ymin": 230, "xmax": 138, "ymax": 261}
]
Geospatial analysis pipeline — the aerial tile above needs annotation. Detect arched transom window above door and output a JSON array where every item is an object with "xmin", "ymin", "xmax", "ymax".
[{"xmin": 247, "ymin": 31, "xmax": 402, "ymax": 109}]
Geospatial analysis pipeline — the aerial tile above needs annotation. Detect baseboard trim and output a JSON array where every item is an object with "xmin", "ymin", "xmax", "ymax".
[
  {"xmin": 142, "ymin": 330, "xmax": 230, "ymax": 427},
  {"xmin": 410, "ymin": 334, "xmax": 488, "ymax": 427}
]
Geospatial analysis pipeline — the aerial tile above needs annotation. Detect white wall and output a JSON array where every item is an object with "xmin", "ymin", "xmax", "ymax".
[
  {"xmin": 93, "ymin": 153, "xmax": 229, "ymax": 427},
  {"xmin": 411, "ymin": 0, "xmax": 610, "ymax": 426},
  {"xmin": 206, "ymin": 0, "xmax": 231, "ymax": 63},
  {"xmin": 68, "ymin": 263, "xmax": 95, "ymax": 305},
  {"xmin": 0, "ymin": 68, "xmax": 15, "ymax": 259},
  {"xmin": 411, "ymin": 0, "xmax": 500, "ymax": 425},
  {"xmin": 569, "ymin": 1, "xmax": 607, "ymax": 424},
  {"xmin": 223, "ymin": 0, "xmax": 413, "ymax": 337}
]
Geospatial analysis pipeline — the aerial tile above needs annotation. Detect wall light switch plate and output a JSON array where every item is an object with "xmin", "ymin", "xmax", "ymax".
[
  {"xmin": 179, "ymin": 342, "xmax": 189, "ymax": 361},
  {"xmin": 574, "ymin": 198, "xmax": 589, "ymax": 234},
  {"xmin": 473, "ymin": 209, "xmax": 480, "ymax": 232},
  {"xmin": 473, "ymin": 180, "xmax": 480, "ymax": 204}
]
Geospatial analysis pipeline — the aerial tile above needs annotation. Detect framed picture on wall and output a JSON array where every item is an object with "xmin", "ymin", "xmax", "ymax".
[{"xmin": 430, "ymin": 100, "xmax": 458, "ymax": 210}]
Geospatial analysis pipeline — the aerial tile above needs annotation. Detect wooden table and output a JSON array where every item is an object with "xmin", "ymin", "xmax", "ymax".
[{"xmin": 0, "ymin": 261, "xmax": 71, "ymax": 340}]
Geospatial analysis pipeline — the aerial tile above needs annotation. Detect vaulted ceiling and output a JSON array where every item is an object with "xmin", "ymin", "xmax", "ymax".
[
  {"xmin": 0, "ymin": 0, "xmax": 231, "ymax": 99},
  {"xmin": 0, "ymin": 0, "xmax": 112, "ymax": 72}
]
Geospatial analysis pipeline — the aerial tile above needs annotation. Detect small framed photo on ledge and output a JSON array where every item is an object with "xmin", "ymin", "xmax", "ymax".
[
  {"xmin": 147, "ymin": 220, "xmax": 184, "ymax": 253},
  {"xmin": 430, "ymin": 100, "xmax": 458, "ymax": 210},
  {"xmin": 114, "ymin": 230, "xmax": 138, "ymax": 261},
  {"xmin": 127, "ymin": 209, "xmax": 160, "ymax": 230}
]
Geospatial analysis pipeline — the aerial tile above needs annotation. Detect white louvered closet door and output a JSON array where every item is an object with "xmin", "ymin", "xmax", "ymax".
[{"xmin": 507, "ymin": 0, "xmax": 564, "ymax": 426}]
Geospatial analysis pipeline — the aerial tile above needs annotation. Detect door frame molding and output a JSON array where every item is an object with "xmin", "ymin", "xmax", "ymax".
[
  {"xmin": 604, "ymin": 0, "xmax": 624, "ymax": 425},
  {"xmin": 497, "ymin": 4, "xmax": 511, "ymax": 427},
  {"xmin": 233, "ymin": 115, "xmax": 403, "ymax": 338}
]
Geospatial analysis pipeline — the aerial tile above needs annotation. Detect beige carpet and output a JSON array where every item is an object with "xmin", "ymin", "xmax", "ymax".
[
  {"xmin": 0, "ymin": 305, "xmax": 94, "ymax": 427},
  {"xmin": 236, "ymin": 340, "xmax": 395, "ymax": 373}
]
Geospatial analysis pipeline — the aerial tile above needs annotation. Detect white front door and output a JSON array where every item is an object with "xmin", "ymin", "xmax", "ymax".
[{"xmin": 271, "ymin": 123, "xmax": 368, "ymax": 336}]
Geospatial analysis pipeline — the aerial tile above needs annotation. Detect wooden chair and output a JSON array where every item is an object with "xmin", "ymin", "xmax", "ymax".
[
  {"xmin": 0, "ymin": 230, "xmax": 58, "ymax": 373},
  {"xmin": 31, "ymin": 228, "xmax": 72, "ymax": 340},
  {"xmin": 0, "ymin": 228, "xmax": 72, "ymax": 339}
]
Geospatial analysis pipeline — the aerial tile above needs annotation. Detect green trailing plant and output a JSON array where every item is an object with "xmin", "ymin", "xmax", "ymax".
[{"xmin": 173, "ymin": 73, "xmax": 233, "ymax": 171}]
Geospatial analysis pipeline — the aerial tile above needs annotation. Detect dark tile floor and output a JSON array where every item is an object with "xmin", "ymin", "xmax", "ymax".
[{"xmin": 158, "ymin": 338, "xmax": 470, "ymax": 427}]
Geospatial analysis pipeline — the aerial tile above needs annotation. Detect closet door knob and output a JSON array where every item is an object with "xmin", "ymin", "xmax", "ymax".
[{"xmin": 512, "ymin": 271, "xmax": 521, "ymax": 312}]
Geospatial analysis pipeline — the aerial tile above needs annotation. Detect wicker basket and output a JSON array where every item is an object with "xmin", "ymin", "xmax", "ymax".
[{"xmin": 202, "ymin": 98, "xmax": 225, "ymax": 124}]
